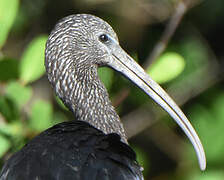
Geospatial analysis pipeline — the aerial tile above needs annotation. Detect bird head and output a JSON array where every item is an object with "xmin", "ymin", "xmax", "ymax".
[
  {"xmin": 45, "ymin": 14, "xmax": 206, "ymax": 171},
  {"xmin": 45, "ymin": 14, "xmax": 119, "ymax": 71}
]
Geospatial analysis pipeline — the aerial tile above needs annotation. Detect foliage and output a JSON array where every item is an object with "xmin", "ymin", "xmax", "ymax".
[
  {"xmin": 186, "ymin": 92, "xmax": 224, "ymax": 167},
  {"xmin": 0, "ymin": 0, "xmax": 19, "ymax": 48},
  {"xmin": 147, "ymin": 52, "xmax": 185, "ymax": 84},
  {"xmin": 0, "ymin": 2, "xmax": 60, "ymax": 160},
  {"xmin": 19, "ymin": 35, "xmax": 48, "ymax": 84}
]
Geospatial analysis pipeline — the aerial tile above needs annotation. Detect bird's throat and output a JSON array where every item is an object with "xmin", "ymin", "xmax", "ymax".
[{"xmin": 57, "ymin": 66, "xmax": 128, "ymax": 143}]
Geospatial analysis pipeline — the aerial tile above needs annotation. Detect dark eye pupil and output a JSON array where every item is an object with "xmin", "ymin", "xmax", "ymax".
[{"xmin": 99, "ymin": 34, "xmax": 109, "ymax": 42}]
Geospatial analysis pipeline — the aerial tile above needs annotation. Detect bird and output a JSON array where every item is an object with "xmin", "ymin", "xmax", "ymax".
[{"xmin": 0, "ymin": 14, "xmax": 206, "ymax": 180}]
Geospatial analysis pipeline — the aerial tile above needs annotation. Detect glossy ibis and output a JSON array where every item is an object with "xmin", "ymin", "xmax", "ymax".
[{"xmin": 0, "ymin": 14, "xmax": 206, "ymax": 180}]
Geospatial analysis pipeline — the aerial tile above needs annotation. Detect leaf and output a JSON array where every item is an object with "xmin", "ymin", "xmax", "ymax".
[
  {"xmin": 53, "ymin": 111, "xmax": 67, "ymax": 125},
  {"xmin": 5, "ymin": 81, "xmax": 32, "ymax": 109},
  {"xmin": 187, "ymin": 170, "xmax": 224, "ymax": 180},
  {"xmin": 132, "ymin": 145, "xmax": 150, "ymax": 177},
  {"xmin": 0, "ymin": 0, "xmax": 19, "ymax": 48},
  {"xmin": 147, "ymin": 52, "xmax": 185, "ymax": 84},
  {"xmin": 98, "ymin": 67, "xmax": 114, "ymax": 90},
  {"xmin": 211, "ymin": 93, "xmax": 224, "ymax": 122},
  {"xmin": 0, "ymin": 96, "xmax": 18, "ymax": 121},
  {"xmin": 186, "ymin": 93, "xmax": 224, "ymax": 165},
  {"xmin": 0, "ymin": 122, "xmax": 24, "ymax": 137},
  {"xmin": 19, "ymin": 35, "xmax": 48, "ymax": 84},
  {"xmin": 29, "ymin": 100, "xmax": 53, "ymax": 131},
  {"xmin": 180, "ymin": 38, "xmax": 209, "ymax": 75},
  {"xmin": 0, "ymin": 58, "xmax": 19, "ymax": 81},
  {"xmin": 0, "ymin": 135, "xmax": 10, "ymax": 157},
  {"xmin": 55, "ymin": 95, "xmax": 68, "ymax": 111}
]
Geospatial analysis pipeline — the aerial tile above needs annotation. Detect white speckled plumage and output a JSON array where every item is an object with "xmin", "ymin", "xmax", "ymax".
[{"xmin": 45, "ymin": 14, "xmax": 127, "ymax": 142}]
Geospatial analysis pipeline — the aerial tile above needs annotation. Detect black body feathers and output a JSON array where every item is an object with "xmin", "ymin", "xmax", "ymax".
[{"xmin": 0, "ymin": 121, "xmax": 143, "ymax": 180}]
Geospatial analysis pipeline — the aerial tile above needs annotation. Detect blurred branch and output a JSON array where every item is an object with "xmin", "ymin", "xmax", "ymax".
[
  {"xmin": 144, "ymin": 122, "xmax": 185, "ymax": 163},
  {"xmin": 143, "ymin": 0, "xmax": 188, "ymax": 68},
  {"xmin": 112, "ymin": 0, "xmax": 191, "ymax": 107},
  {"xmin": 113, "ymin": 0, "xmax": 190, "ymax": 107},
  {"xmin": 122, "ymin": 105, "xmax": 158, "ymax": 138}
]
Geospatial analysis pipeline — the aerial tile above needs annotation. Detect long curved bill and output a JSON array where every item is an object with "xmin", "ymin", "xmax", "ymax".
[{"xmin": 108, "ymin": 44, "xmax": 206, "ymax": 171}]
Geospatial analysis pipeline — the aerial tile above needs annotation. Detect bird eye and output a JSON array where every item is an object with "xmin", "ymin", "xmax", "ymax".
[{"xmin": 99, "ymin": 34, "xmax": 109, "ymax": 43}]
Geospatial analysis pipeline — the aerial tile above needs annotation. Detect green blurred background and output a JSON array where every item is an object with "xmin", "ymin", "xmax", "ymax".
[{"xmin": 0, "ymin": 0, "xmax": 224, "ymax": 179}]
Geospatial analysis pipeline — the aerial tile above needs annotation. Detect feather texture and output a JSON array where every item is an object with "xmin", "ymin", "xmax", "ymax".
[{"xmin": 0, "ymin": 121, "xmax": 143, "ymax": 180}]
